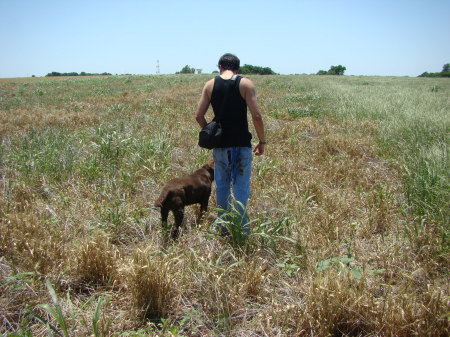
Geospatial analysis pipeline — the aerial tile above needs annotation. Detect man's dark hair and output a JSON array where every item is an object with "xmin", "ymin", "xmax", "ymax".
[{"xmin": 218, "ymin": 53, "xmax": 240, "ymax": 71}]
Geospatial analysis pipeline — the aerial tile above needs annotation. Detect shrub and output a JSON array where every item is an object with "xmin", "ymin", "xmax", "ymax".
[{"xmin": 239, "ymin": 64, "xmax": 276, "ymax": 75}]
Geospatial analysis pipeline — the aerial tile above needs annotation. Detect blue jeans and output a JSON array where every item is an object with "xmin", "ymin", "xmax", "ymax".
[{"xmin": 213, "ymin": 147, "xmax": 252, "ymax": 233}]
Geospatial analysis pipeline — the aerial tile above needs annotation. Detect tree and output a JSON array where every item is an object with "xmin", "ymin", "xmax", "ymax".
[
  {"xmin": 239, "ymin": 64, "xmax": 276, "ymax": 75},
  {"xmin": 418, "ymin": 63, "xmax": 450, "ymax": 77},
  {"xmin": 317, "ymin": 65, "xmax": 346, "ymax": 76},
  {"xmin": 327, "ymin": 65, "xmax": 346, "ymax": 75},
  {"xmin": 177, "ymin": 65, "xmax": 195, "ymax": 74},
  {"xmin": 46, "ymin": 71, "xmax": 62, "ymax": 77}
]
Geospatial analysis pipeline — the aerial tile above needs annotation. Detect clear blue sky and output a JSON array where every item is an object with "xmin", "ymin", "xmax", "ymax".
[{"xmin": 1, "ymin": 0, "xmax": 449, "ymax": 77}]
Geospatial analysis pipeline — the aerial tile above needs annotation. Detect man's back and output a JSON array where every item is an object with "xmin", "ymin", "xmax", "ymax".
[{"xmin": 211, "ymin": 75, "xmax": 252, "ymax": 148}]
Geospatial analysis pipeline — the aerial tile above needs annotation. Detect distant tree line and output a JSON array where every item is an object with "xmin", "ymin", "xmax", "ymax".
[
  {"xmin": 418, "ymin": 63, "xmax": 450, "ymax": 78},
  {"xmin": 317, "ymin": 65, "xmax": 346, "ymax": 75},
  {"xmin": 177, "ymin": 64, "xmax": 276, "ymax": 75},
  {"xmin": 45, "ymin": 72, "xmax": 112, "ymax": 77}
]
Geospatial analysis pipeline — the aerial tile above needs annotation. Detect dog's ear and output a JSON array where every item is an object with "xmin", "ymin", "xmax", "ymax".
[{"xmin": 207, "ymin": 160, "xmax": 214, "ymax": 168}]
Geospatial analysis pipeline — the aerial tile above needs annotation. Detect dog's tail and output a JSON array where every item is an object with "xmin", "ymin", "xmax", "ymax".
[{"xmin": 154, "ymin": 189, "xmax": 169, "ymax": 208}]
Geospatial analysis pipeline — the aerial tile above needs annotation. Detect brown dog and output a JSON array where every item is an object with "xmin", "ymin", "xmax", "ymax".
[{"xmin": 154, "ymin": 161, "xmax": 214, "ymax": 239}]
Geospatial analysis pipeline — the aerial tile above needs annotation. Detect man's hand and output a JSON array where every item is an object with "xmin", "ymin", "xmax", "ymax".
[{"xmin": 253, "ymin": 143, "xmax": 265, "ymax": 156}]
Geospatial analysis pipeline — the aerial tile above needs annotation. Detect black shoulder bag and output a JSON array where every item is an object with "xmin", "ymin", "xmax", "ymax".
[
  {"xmin": 198, "ymin": 119, "xmax": 223, "ymax": 149},
  {"xmin": 198, "ymin": 75, "xmax": 238, "ymax": 149}
]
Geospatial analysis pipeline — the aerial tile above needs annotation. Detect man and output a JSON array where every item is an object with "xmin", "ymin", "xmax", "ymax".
[{"xmin": 195, "ymin": 53, "xmax": 266, "ymax": 233}]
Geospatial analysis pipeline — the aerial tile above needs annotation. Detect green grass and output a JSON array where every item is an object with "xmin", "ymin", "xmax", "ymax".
[{"xmin": 325, "ymin": 76, "xmax": 449, "ymax": 235}]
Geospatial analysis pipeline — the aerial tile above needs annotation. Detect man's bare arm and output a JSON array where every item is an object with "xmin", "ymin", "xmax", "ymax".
[
  {"xmin": 241, "ymin": 78, "xmax": 265, "ymax": 155},
  {"xmin": 195, "ymin": 79, "xmax": 213, "ymax": 128}
]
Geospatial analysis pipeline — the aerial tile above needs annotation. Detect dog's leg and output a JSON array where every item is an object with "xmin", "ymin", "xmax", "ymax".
[
  {"xmin": 160, "ymin": 207, "xmax": 171, "ymax": 234},
  {"xmin": 171, "ymin": 207, "xmax": 184, "ymax": 240},
  {"xmin": 197, "ymin": 195, "xmax": 210, "ymax": 224},
  {"xmin": 200, "ymin": 196, "xmax": 209, "ymax": 213}
]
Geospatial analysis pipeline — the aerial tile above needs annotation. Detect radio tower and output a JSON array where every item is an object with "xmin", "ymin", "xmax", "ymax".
[{"xmin": 156, "ymin": 60, "xmax": 160, "ymax": 74}]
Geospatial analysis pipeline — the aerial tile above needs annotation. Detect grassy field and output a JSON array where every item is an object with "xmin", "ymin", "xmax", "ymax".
[{"xmin": 0, "ymin": 74, "xmax": 448, "ymax": 336}]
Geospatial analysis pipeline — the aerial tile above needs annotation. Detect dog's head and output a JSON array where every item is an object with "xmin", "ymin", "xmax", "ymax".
[{"xmin": 202, "ymin": 160, "xmax": 214, "ymax": 181}]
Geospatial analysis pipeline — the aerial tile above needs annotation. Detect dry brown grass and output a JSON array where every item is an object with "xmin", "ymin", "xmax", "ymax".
[
  {"xmin": 0, "ymin": 74, "xmax": 448, "ymax": 336},
  {"xmin": 71, "ymin": 233, "xmax": 121, "ymax": 287},
  {"xmin": 1, "ymin": 211, "xmax": 67, "ymax": 274},
  {"xmin": 126, "ymin": 248, "xmax": 179, "ymax": 321}
]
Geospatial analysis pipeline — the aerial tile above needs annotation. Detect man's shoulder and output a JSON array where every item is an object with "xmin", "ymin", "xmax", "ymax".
[
  {"xmin": 202, "ymin": 78, "xmax": 215, "ymax": 96},
  {"xmin": 204, "ymin": 78, "xmax": 215, "ymax": 88},
  {"xmin": 238, "ymin": 76, "xmax": 255, "ymax": 92},
  {"xmin": 238, "ymin": 76, "xmax": 254, "ymax": 86}
]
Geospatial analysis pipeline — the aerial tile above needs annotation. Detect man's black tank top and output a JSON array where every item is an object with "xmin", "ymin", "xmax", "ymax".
[{"xmin": 211, "ymin": 75, "xmax": 252, "ymax": 148}]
